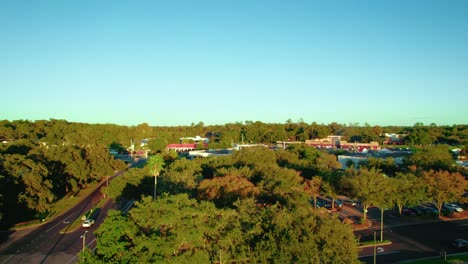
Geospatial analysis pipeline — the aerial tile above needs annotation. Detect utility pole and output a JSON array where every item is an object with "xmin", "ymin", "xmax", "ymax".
[
  {"xmin": 153, "ymin": 171, "xmax": 159, "ymax": 201},
  {"xmin": 373, "ymin": 229, "xmax": 377, "ymax": 264},
  {"xmin": 381, "ymin": 208, "xmax": 384, "ymax": 241},
  {"xmin": 80, "ymin": 230, "xmax": 88, "ymax": 262}
]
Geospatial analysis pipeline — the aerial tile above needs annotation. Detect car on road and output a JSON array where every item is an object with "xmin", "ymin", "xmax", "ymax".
[
  {"xmin": 452, "ymin": 239, "xmax": 468, "ymax": 249},
  {"xmin": 82, "ymin": 219, "xmax": 95, "ymax": 228},
  {"xmin": 444, "ymin": 203, "xmax": 464, "ymax": 212}
]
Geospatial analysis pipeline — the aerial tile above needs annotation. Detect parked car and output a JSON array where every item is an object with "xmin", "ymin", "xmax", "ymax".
[
  {"xmin": 316, "ymin": 200, "xmax": 326, "ymax": 208},
  {"xmin": 421, "ymin": 206, "xmax": 439, "ymax": 215},
  {"xmin": 409, "ymin": 207, "xmax": 424, "ymax": 216},
  {"xmin": 402, "ymin": 208, "xmax": 417, "ymax": 216},
  {"xmin": 341, "ymin": 199, "xmax": 356, "ymax": 207},
  {"xmin": 82, "ymin": 219, "xmax": 95, "ymax": 228},
  {"xmin": 334, "ymin": 200, "xmax": 343, "ymax": 208},
  {"xmin": 444, "ymin": 203, "xmax": 464, "ymax": 212},
  {"xmin": 452, "ymin": 239, "xmax": 468, "ymax": 249}
]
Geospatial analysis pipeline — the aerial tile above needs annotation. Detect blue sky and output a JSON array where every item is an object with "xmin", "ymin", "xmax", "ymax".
[{"xmin": 1, "ymin": 1, "xmax": 467, "ymax": 126}]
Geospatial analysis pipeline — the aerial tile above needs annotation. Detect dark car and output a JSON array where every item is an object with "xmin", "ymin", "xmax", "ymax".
[
  {"xmin": 334, "ymin": 200, "xmax": 343, "ymax": 208},
  {"xmin": 316, "ymin": 200, "xmax": 326, "ymax": 208},
  {"xmin": 453, "ymin": 239, "xmax": 468, "ymax": 249},
  {"xmin": 409, "ymin": 207, "xmax": 424, "ymax": 216},
  {"xmin": 341, "ymin": 199, "xmax": 356, "ymax": 206},
  {"xmin": 402, "ymin": 208, "xmax": 416, "ymax": 216}
]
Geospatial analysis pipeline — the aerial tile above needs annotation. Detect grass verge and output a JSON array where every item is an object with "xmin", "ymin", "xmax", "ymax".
[
  {"xmin": 59, "ymin": 198, "xmax": 108, "ymax": 234},
  {"xmin": 11, "ymin": 182, "xmax": 102, "ymax": 231},
  {"xmin": 359, "ymin": 240, "xmax": 392, "ymax": 247}
]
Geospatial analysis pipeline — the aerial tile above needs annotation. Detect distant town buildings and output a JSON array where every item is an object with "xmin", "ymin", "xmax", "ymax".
[
  {"xmin": 381, "ymin": 133, "xmax": 407, "ymax": 145},
  {"xmin": 305, "ymin": 135, "xmax": 380, "ymax": 152},
  {"xmin": 338, "ymin": 148, "xmax": 412, "ymax": 169},
  {"xmin": 188, "ymin": 149, "xmax": 233, "ymax": 159},
  {"xmin": 167, "ymin": 143, "xmax": 200, "ymax": 152},
  {"xmin": 180, "ymin": 136, "xmax": 209, "ymax": 143},
  {"xmin": 233, "ymin": 143, "xmax": 268, "ymax": 151}
]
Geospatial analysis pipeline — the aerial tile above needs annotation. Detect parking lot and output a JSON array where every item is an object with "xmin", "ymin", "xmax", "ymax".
[
  {"xmin": 314, "ymin": 196, "xmax": 468, "ymax": 233},
  {"xmin": 313, "ymin": 196, "xmax": 468, "ymax": 263}
]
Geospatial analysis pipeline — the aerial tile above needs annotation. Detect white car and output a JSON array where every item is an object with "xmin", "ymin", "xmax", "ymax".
[
  {"xmin": 82, "ymin": 219, "xmax": 95, "ymax": 228},
  {"xmin": 445, "ymin": 203, "xmax": 464, "ymax": 212}
]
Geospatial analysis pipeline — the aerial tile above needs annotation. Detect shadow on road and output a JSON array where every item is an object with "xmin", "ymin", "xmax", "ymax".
[{"xmin": 38, "ymin": 188, "xmax": 102, "ymax": 264}]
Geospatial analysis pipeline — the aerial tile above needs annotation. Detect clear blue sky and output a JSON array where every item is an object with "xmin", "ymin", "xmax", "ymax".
[{"xmin": 1, "ymin": 1, "xmax": 467, "ymax": 126}]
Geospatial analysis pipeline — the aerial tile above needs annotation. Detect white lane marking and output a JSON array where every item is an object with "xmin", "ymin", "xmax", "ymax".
[
  {"xmin": 65, "ymin": 255, "xmax": 78, "ymax": 264},
  {"xmin": 46, "ymin": 214, "xmax": 75, "ymax": 232},
  {"xmin": 64, "ymin": 238, "xmax": 97, "ymax": 264},
  {"xmin": 87, "ymin": 238, "xmax": 96, "ymax": 248}
]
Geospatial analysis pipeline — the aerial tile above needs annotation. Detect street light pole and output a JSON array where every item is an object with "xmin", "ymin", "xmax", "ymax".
[
  {"xmin": 153, "ymin": 171, "xmax": 159, "ymax": 201},
  {"xmin": 380, "ymin": 208, "xmax": 384, "ymax": 242},
  {"xmin": 80, "ymin": 230, "xmax": 88, "ymax": 262},
  {"xmin": 374, "ymin": 228, "xmax": 392, "ymax": 264},
  {"xmin": 373, "ymin": 229, "xmax": 377, "ymax": 264}
]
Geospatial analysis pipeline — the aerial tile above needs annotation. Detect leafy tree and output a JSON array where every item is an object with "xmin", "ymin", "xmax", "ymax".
[
  {"xmin": 90, "ymin": 194, "xmax": 245, "ymax": 263},
  {"xmin": 198, "ymin": 174, "xmax": 259, "ymax": 207},
  {"xmin": 406, "ymin": 145, "xmax": 455, "ymax": 172},
  {"xmin": 362, "ymin": 157, "xmax": 398, "ymax": 176},
  {"xmin": 256, "ymin": 166, "xmax": 304, "ymax": 208},
  {"xmin": 408, "ymin": 123, "xmax": 434, "ymax": 145},
  {"xmin": 107, "ymin": 168, "xmax": 150, "ymax": 202},
  {"xmin": 422, "ymin": 170, "xmax": 468, "ymax": 217},
  {"xmin": 159, "ymin": 157, "xmax": 202, "ymax": 196},
  {"xmin": 1, "ymin": 154, "xmax": 54, "ymax": 215},
  {"xmin": 343, "ymin": 168, "xmax": 390, "ymax": 223},
  {"xmin": 315, "ymin": 152, "xmax": 342, "ymax": 173},
  {"xmin": 392, "ymin": 173, "xmax": 426, "ymax": 215},
  {"xmin": 304, "ymin": 177, "xmax": 323, "ymax": 210}
]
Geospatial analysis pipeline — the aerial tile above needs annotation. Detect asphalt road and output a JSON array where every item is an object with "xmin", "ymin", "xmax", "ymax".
[
  {"xmin": 357, "ymin": 219, "xmax": 468, "ymax": 263},
  {"xmin": 0, "ymin": 158, "xmax": 147, "ymax": 264}
]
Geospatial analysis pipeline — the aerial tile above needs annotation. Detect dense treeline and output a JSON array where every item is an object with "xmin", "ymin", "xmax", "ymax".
[
  {"xmin": 91, "ymin": 143, "xmax": 467, "ymax": 263},
  {"xmin": 1, "ymin": 120, "xmax": 467, "ymax": 153},
  {"xmin": 1, "ymin": 119, "xmax": 466, "ymax": 262},
  {"xmin": 0, "ymin": 120, "xmax": 129, "ymax": 226},
  {"xmin": 0, "ymin": 119, "xmax": 467, "ymax": 225},
  {"xmin": 90, "ymin": 147, "xmax": 361, "ymax": 264}
]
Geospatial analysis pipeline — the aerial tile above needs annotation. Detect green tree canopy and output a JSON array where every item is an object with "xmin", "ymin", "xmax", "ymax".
[
  {"xmin": 422, "ymin": 170, "xmax": 468, "ymax": 217},
  {"xmin": 343, "ymin": 168, "xmax": 391, "ymax": 223}
]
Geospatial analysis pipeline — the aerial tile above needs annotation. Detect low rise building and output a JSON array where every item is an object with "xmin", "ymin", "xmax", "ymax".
[
  {"xmin": 338, "ymin": 148, "xmax": 411, "ymax": 169},
  {"xmin": 305, "ymin": 135, "xmax": 380, "ymax": 152},
  {"xmin": 188, "ymin": 149, "xmax": 233, "ymax": 159}
]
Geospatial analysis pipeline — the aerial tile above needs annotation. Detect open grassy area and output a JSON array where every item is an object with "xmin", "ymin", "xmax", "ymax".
[{"xmin": 398, "ymin": 253, "xmax": 468, "ymax": 264}]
